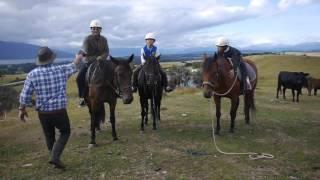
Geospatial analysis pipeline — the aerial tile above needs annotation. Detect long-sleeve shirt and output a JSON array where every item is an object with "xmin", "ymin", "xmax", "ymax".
[
  {"xmin": 82, "ymin": 35, "xmax": 109, "ymax": 64},
  {"xmin": 19, "ymin": 63, "xmax": 77, "ymax": 112},
  {"xmin": 140, "ymin": 45, "xmax": 160, "ymax": 64}
]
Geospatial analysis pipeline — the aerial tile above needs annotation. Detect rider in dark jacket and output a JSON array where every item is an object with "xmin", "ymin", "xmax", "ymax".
[{"xmin": 215, "ymin": 37, "xmax": 251, "ymax": 93}]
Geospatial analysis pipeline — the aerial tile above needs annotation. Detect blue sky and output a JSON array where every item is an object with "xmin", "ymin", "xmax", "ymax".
[{"xmin": 0, "ymin": 0, "xmax": 319, "ymax": 50}]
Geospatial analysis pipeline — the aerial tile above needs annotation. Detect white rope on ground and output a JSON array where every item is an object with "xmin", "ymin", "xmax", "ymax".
[{"xmin": 208, "ymin": 99, "xmax": 274, "ymax": 160}]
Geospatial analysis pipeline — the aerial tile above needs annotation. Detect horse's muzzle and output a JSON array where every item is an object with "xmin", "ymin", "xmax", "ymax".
[
  {"xmin": 122, "ymin": 95, "xmax": 133, "ymax": 104},
  {"xmin": 203, "ymin": 90, "xmax": 212, "ymax": 98}
]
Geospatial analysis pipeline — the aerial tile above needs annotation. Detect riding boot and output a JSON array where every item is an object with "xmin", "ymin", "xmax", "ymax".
[
  {"xmin": 77, "ymin": 64, "xmax": 89, "ymax": 106},
  {"xmin": 160, "ymin": 69, "xmax": 172, "ymax": 92},
  {"xmin": 49, "ymin": 130, "xmax": 70, "ymax": 169},
  {"xmin": 132, "ymin": 65, "xmax": 142, "ymax": 92}
]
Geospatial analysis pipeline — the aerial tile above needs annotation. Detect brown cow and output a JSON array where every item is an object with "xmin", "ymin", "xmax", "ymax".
[{"xmin": 307, "ymin": 77, "xmax": 320, "ymax": 96}]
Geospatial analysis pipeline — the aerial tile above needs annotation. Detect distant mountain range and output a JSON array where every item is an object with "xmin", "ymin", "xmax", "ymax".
[
  {"xmin": 0, "ymin": 41, "xmax": 73, "ymax": 59},
  {"xmin": 1, "ymin": 40, "xmax": 320, "ymax": 61},
  {"xmin": 243, "ymin": 42, "xmax": 320, "ymax": 52}
]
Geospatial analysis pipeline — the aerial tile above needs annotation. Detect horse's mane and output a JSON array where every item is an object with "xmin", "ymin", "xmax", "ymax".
[
  {"xmin": 86, "ymin": 60, "xmax": 114, "ymax": 85},
  {"xmin": 141, "ymin": 56, "xmax": 161, "ymax": 76},
  {"xmin": 202, "ymin": 54, "xmax": 217, "ymax": 72}
]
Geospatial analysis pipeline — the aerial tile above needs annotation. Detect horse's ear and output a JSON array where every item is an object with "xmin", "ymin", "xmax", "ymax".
[
  {"xmin": 110, "ymin": 56, "xmax": 119, "ymax": 65},
  {"xmin": 128, "ymin": 54, "xmax": 134, "ymax": 63}
]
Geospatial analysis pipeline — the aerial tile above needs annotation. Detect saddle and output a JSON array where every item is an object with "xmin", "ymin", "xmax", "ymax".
[{"xmin": 236, "ymin": 62, "xmax": 257, "ymax": 82}]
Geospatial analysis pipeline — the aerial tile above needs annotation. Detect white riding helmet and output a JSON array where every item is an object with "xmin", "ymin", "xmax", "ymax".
[
  {"xmin": 215, "ymin": 37, "xmax": 229, "ymax": 47},
  {"xmin": 145, "ymin": 32, "xmax": 156, "ymax": 40},
  {"xmin": 90, "ymin": 19, "xmax": 102, "ymax": 28}
]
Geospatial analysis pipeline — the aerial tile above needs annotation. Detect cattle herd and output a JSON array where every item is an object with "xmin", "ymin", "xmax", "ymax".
[{"xmin": 276, "ymin": 71, "xmax": 319, "ymax": 102}]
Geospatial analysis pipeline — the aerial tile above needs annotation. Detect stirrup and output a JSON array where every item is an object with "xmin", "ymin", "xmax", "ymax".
[
  {"xmin": 78, "ymin": 98, "xmax": 86, "ymax": 107},
  {"xmin": 132, "ymin": 86, "xmax": 137, "ymax": 93}
]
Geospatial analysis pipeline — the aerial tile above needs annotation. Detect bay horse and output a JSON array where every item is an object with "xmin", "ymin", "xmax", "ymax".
[
  {"xmin": 138, "ymin": 55, "xmax": 163, "ymax": 131},
  {"xmin": 85, "ymin": 55, "xmax": 134, "ymax": 146},
  {"xmin": 202, "ymin": 54, "xmax": 257, "ymax": 134}
]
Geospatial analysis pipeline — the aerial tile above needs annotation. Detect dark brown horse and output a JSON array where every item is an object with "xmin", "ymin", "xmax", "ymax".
[
  {"xmin": 85, "ymin": 55, "xmax": 134, "ymax": 146},
  {"xmin": 202, "ymin": 54, "xmax": 257, "ymax": 134},
  {"xmin": 138, "ymin": 55, "xmax": 163, "ymax": 131}
]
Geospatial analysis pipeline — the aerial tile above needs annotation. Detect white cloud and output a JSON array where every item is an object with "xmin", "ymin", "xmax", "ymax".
[
  {"xmin": 249, "ymin": 0, "xmax": 269, "ymax": 9},
  {"xmin": 0, "ymin": 0, "xmax": 318, "ymax": 51},
  {"xmin": 278, "ymin": 0, "xmax": 318, "ymax": 9}
]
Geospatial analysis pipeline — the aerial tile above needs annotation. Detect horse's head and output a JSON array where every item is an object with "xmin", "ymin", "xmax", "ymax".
[
  {"xmin": 202, "ymin": 53, "xmax": 233, "ymax": 98},
  {"xmin": 142, "ymin": 55, "xmax": 161, "ymax": 85},
  {"xmin": 110, "ymin": 54, "xmax": 134, "ymax": 104}
]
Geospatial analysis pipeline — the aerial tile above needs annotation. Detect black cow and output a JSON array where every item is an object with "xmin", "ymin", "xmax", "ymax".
[{"xmin": 276, "ymin": 71, "xmax": 309, "ymax": 102}]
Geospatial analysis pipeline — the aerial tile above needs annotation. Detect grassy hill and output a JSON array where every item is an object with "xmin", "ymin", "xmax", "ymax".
[{"xmin": 1, "ymin": 55, "xmax": 320, "ymax": 179}]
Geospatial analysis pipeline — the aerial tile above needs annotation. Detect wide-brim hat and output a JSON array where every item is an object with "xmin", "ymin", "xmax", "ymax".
[{"xmin": 36, "ymin": 47, "xmax": 57, "ymax": 65}]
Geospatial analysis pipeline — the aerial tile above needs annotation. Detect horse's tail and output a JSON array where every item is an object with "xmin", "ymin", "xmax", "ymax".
[
  {"xmin": 244, "ymin": 92, "xmax": 254, "ymax": 110},
  {"xmin": 250, "ymin": 90, "xmax": 256, "ymax": 112}
]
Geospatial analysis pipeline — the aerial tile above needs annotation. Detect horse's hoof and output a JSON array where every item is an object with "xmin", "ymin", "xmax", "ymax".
[
  {"xmin": 229, "ymin": 129, "xmax": 234, "ymax": 133},
  {"xmin": 113, "ymin": 137, "xmax": 119, "ymax": 141},
  {"xmin": 88, "ymin": 144, "xmax": 97, "ymax": 149},
  {"xmin": 140, "ymin": 130, "xmax": 145, "ymax": 134},
  {"xmin": 214, "ymin": 131, "xmax": 220, "ymax": 135},
  {"xmin": 152, "ymin": 127, "xmax": 157, "ymax": 130}
]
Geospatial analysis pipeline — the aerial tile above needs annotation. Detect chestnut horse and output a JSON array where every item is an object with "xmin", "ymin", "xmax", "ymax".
[
  {"xmin": 202, "ymin": 54, "xmax": 257, "ymax": 134},
  {"xmin": 85, "ymin": 55, "xmax": 134, "ymax": 146}
]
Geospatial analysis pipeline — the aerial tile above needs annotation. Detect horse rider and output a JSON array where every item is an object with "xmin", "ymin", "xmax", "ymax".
[
  {"xmin": 215, "ymin": 37, "xmax": 252, "ymax": 92},
  {"xmin": 76, "ymin": 19, "xmax": 109, "ymax": 107},
  {"xmin": 132, "ymin": 32, "xmax": 171, "ymax": 92}
]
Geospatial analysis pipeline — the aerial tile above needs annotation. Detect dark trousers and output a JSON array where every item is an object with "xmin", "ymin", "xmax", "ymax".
[
  {"xmin": 133, "ymin": 65, "xmax": 168, "ymax": 88},
  {"xmin": 76, "ymin": 64, "xmax": 89, "ymax": 98},
  {"xmin": 38, "ymin": 109, "xmax": 70, "ymax": 162}
]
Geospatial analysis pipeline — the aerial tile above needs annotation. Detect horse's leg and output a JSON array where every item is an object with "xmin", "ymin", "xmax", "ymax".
[
  {"xmin": 283, "ymin": 88, "xmax": 286, "ymax": 99},
  {"xmin": 230, "ymin": 96, "xmax": 240, "ymax": 133},
  {"xmin": 140, "ymin": 97, "xmax": 146, "ymax": 131},
  {"xmin": 314, "ymin": 89, "xmax": 317, "ymax": 96},
  {"xmin": 151, "ymin": 97, "xmax": 157, "ymax": 130},
  {"xmin": 109, "ymin": 101, "xmax": 118, "ymax": 141},
  {"xmin": 96, "ymin": 104, "xmax": 105, "ymax": 131},
  {"xmin": 155, "ymin": 96, "xmax": 161, "ymax": 129},
  {"xmin": 214, "ymin": 95, "xmax": 221, "ymax": 135},
  {"xmin": 89, "ymin": 110, "xmax": 97, "ymax": 145},
  {"xmin": 297, "ymin": 89, "xmax": 300, "ymax": 102},
  {"xmin": 158, "ymin": 100, "xmax": 161, "ymax": 122},
  {"xmin": 145, "ymin": 99, "xmax": 148, "ymax": 125},
  {"xmin": 292, "ymin": 89, "xmax": 295, "ymax": 102}
]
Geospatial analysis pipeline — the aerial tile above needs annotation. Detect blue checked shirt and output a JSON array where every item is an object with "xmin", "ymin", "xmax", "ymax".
[{"xmin": 19, "ymin": 63, "xmax": 77, "ymax": 112}]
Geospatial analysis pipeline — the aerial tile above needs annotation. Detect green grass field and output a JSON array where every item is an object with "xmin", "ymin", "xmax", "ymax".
[{"xmin": 1, "ymin": 55, "xmax": 320, "ymax": 179}]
